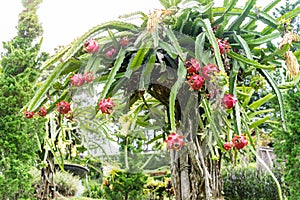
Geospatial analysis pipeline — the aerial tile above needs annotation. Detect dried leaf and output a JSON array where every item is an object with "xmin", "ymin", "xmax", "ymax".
[
  {"xmin": 285, "ymin": 51, "xmax": 299, "ymax": 78},
  {"xmin": 147, "ymin": 9, "xmax": 174, "ymax": 32},
  {"xmin": 279, "ymin": 31, "xmax": 298, "ymax": 49}
]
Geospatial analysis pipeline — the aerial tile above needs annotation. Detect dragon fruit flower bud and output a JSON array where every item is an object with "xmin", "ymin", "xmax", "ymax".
[
  {"xmin": 70, "ymin": 74, "xmax": 84, "ymax": 87},
  {"xmin": 56, "ymin": 101, "xmax": 71, "ymax": 114},
  {"xmin": 217, "ymin": 38, "xmax": 230, "ymax": 55},
  {"xmin": 84, "ymin": 38, "xmax": 99, "ymax": 53},
  {"xmin": 98, "ymin": 98, "xmax": 114, "ymax": 114},
  {"xmin": 222, "ymin": 94, "xmax": 237, "ymax": 109},
  {"xmin": 24, "ymin": 111, "xmax": 34, "ymax": 118},
  {"xmin": 202, "ymin": 63, "xmax": 220, "ymax": 80},
  {"xmin": 83, "ymin": 72, "xmax": 95, "ymax": 83},
  {"xmin": 185, "ymin": 58, "xmax": 201, "ymax": 74},
  {"xmin": 232, "ymin": 135, "xmax": 248, "ymax": 150},
  {"xmin": 166, "ymin": 132, "xmax": 185, "ymax": 151},
  {"xmin": 119, "ymin": 36, "xmax": 129, "ymax": 46},
  {"xmin": 105, "ymin": 48, "xmax": 116, "ymax": 58},
  {"xmin": 188, "ymin": 74, "xmax": 205, "ymax": 91},
  {"xmin": 37, "ymin": 107, "xmax": 47, "ymax": 117},
  {"xmin": 223, "ymin": 141, "xmax": 233, "ymax": 151}
]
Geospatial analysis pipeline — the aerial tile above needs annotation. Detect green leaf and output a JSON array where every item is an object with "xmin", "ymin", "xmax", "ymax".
[
  {"xmin": 27, "ymin": 61, "xmax": 70, "ymax": 111},
  {"xmin": 201, "ymin": 19, "xmax": 225, "ymax": 71},
  {"xmin": 169, "ymin": 59, "xmax": 186, "ymax": 132},
  {"xmin": 233, "ymin": 33, "xmax": 253, "ymax": 59},
  {"xmin": 258, "ymin": 69, "xmax": 286, "ymax": 131},
  {"xmin": 173, "ymin": 0, "xmax": 182, "ymax": 7},
  {"xmin": 163, "ymin": 0, "xmax": 181, "ymax": 7},
  {"xmin": 152, "ymin": 27, "xmax": 159, "ymax": 48},
  {"xmin": 261, "ymin": 44, "xmax": 290, "ymax": 63},
  {"xmin": 212, "ymin": 0, "xmax": 238, "ymax": 26},
  {"xmin": 107, "ymin": 29, "xmax": 119, "ymax": 49},
  {"xmin": 159, "ymin": 0, "xmax": 171, "ymax": 8},
  {"xmin": 262, "ymin": 0, "xmax": 281, "ymax": 12},
  {"xmin": 227, "ymin": 51, "xmax": 275, "ymax": 70},
  {"xmin": 228, "ymin": 0, "xmax": 257, "ymax": 31},
  {"xmin": 191, "ymin": 18, "xmax": 203, "ymax": 36},
  {"xmin": 139, "ymin": 51, "xmax": 156, "ymax": 90},
  {"xmin": 231, "ymin": 60, "xmax": 242, "ymax": 135},
  {"xmin": 241, "ymin": 88, "xmax": 255, "ymax": 107},
  {"xmin": 164, "ymin": 27, "xmax": 185, "ymax": 60},
  {"xmin": 205, "ymin": 0, "xmax": 214, "ymax": 21},
  {"xmin": 60, "ymin": 57, "xmax": 82, "ymax": 75},
  {"xmin": 119, "ymin": 11, "xmax": 148, "ymax": 21},
  {"xmin": 40, "ymin": 44, "xmax": 71, "ymax": 71},
  {"xmin": 249, "ymin": 116, "xmax": 271, "ymax": 129},
  {"xmin": 278, "ymin": 6, "xmax": 300, "ymax": 22},
  {"xmin": 257, "ymin": 6, "xmax": 300, "ymax": 35},
  {"xmin": 260, "ymin": 26, "xmax": 274, "ymax": 36},
  {"xmin": 159, "ymin": 40, "xmax": 178, "ymax": 59},
  {"xmin": 195, "ymin": 32, "xmax": 206, "ymax": 63},
  {"xmin": 278, "ymin": 62, "xmax": 300, "ymax": 89},
  {"xmin": 248, "ymin": 109, "xmax": 275, "ymax": 119},
  {"xmin": 146, "ymin": 134, "xmax": 164, "ymax": 145},
  {"xmin": 294, "ymin": 48, "xmax": 300, "ymax": 60},
  {"xmin": 213, "ymin": 8, "xmax": 277, "ymax": 29},
  {"xmin": 174, "ymin": 10, "xmax": 190, "ymax": 33},
  {"xmin": 130, "ymin": 42, "xmax": 152, "ymax": 70},
  {"xmin": 229, "ymin": 60, "xmax": 239, "ymax": 94},
  {"xmin": 249, "ymin": 93, "xmax": 275, "ymax": 110},
  {"xmin": 201, "ymin": 97, "xmax": 221, "ymax": 141},
  {"xmin": 101, "ymin": 48, "xmax": 126, "ymax": 99},
  {"xmin": 194, "ymin": 1, "xmax": 213, "ymax": 14},
  {"xmin": 242, "ymin": 0, "xmax": 281, "ymax": 29},
  {"xmin": 247, "ymin": 32, "xmax": 281, "ymax": 45}
]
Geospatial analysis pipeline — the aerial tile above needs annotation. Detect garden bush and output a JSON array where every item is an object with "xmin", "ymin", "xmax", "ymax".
[
  {"xmin": 144, "ymin": 177, "xmax": 174, "ymax": 200},
  {"xmin": 272, "ymin": 88, "xmax": 300, "ymax": 199},
  {"xmin": 222, "ymin": 165, "xmax": 283, "ymax": 200},
  {"xmin": 0, "ymin": 0, "xmax": 47, "ymax": 198},
  {"xmin": 103, "ymin": 170, "xmax": 148, "ymax": 200},
  {"xmin": 54, "ymin": 171, "xmax": 84, "ymax": 197},
  {"xmin": 82, "ymin": 179, "xmax": 105, "ymax": 199},
  {"xmin": 31, "ymin": 168, "xmax": 83, "ymax": 198}
]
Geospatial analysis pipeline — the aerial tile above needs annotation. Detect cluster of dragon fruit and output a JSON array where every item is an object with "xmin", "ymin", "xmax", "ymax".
[{"xmin": 24, "ymin": 36, "xmax": 247, "ymax": 152}]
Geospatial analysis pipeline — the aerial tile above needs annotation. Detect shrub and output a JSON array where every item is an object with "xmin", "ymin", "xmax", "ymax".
[
  {"xmin": 144, "ymin": 177, "xmax": 174, "ymax": 199},
  {"xmin": 31, "ymin": 168, "xmax": 83, "ymax": 198},
  {"xmin": 103, "ymin": 170, "xmax": 148, "ymax": 200},
  {"xmin": 82, "ymin": 179, "xmax": 105, "ymax": 198},
  {"xmin": 222, "ymin": 166, "xmax": 283, "ymax": 200},
  {"xmin": 0, "ymin": 0, "xmax": 47, "ymax": 197},
  {"xmin": 272, "ymin": 88, "xmax": 300, "ymax": 199},
  {"xmin": 55, "ymin": 171, "xmax": 83, "ymax": 197}
]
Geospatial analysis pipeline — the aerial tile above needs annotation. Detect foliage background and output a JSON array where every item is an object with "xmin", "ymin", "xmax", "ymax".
[{"xmin": 0, "ymin": 0, "xmax": 47, "ymax": 198}]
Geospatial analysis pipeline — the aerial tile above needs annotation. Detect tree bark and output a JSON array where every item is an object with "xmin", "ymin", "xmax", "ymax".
[
  {"xmin": 148, "ymin": 80, "xmax": 222, "ymax": 199},
  {"xmin": 37, "ymin": 152, "xmax": 56, "ymax": 200},
  {"xmin": 169, "ymin": 134, "xmax": 222, "ymax": 199},
  {"xmin": 126, "ymin": 66, "xmax": 223, "ymax": 199}
]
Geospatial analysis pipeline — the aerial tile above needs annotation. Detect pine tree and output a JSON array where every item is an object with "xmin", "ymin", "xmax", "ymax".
[
  {"xmin": 272, "ymin": 1, "xmax": 300, "ymax": 199},
  {"xmin": 0, "ymin": 0, "xmax": 47, "ymax": 198}
]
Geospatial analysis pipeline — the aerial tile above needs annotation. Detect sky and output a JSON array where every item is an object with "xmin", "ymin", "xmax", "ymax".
[
  {"xmin": 0, "ymin": 0, "xmax": 292, "ymax": 55},
  {"xmin": 0, "ymin": 0, "xmax": 163, "ymax": 54}
]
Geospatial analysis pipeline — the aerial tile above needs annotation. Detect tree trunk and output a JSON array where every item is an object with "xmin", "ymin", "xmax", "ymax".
[
  {"xmin": 127, "ymin": 66, "xmax": 223, "ymax": 199},
  {"xmin": 148, "ymin": 83, "xmax": 222, "ymax": 199},
  {"xmin": 170, "ymin": 140, "xmax": 222, "ymax": 200},
  {"xmin": 37, "ymin": 152, "xmax": 56, "ymax": 200}
]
